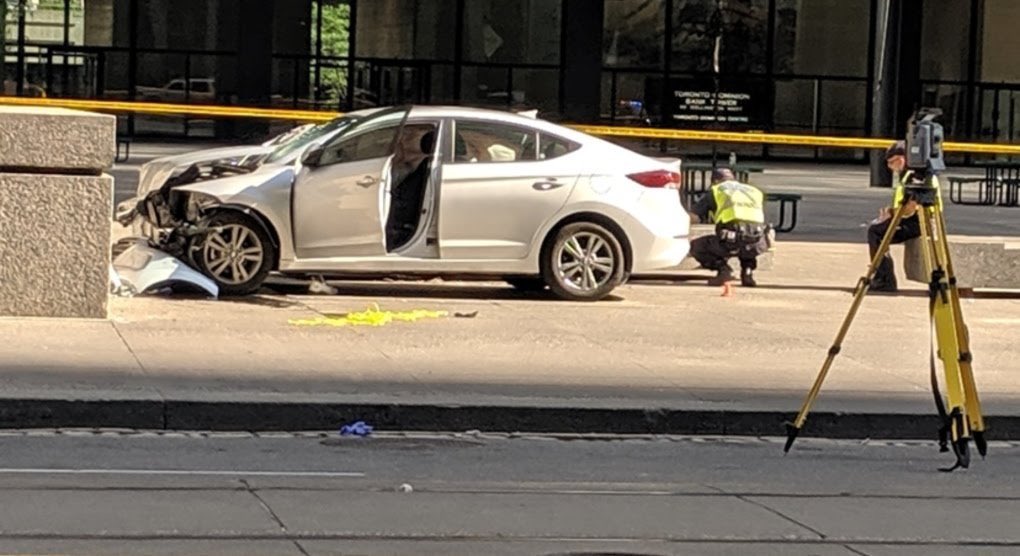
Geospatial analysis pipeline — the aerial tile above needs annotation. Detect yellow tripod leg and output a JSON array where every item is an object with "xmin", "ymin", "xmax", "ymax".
[
  {"xmin": 932, "ymin": 207, "xmax": 987, "ymax": 457},
  {"xmin": 784, "ymin": 202, "xmax": 910, "ymax": 452},
  {"xmin": 918, "ymin": 206, "xmax": 971, "ymax": 469}
]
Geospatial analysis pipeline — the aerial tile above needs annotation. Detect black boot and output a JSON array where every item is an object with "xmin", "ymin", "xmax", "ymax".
[
  {"xmin": 870, "ymin": 256, "xmax": 898, "ymax": 292},
  {"xmin": 741, "ymin": 267, "xmax": 757, "ymax": 287},
  {"xmin": 708, "ymin": 267, "xmax": 734, "ymax": 286}
]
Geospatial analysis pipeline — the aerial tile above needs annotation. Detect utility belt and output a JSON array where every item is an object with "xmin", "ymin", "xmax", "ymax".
[{"xmin": 716, "ymin": 221, "xmax": 766, "ymax": 245}]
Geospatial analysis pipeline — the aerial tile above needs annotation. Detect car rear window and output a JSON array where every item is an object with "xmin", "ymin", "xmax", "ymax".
[{"xmin": 539, "ymin": 133, "xmax": 579, "ymax": 160}]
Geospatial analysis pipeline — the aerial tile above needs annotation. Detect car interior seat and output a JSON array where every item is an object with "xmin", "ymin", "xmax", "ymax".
[{"xmin": 385, "ymin": 130, "xmax": 435, "ymax": 251}]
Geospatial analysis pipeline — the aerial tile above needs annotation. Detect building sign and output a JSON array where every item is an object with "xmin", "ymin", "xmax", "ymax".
[{"xmin": 646, "ymin": 77, "xmax": 766, "ymax": 130}]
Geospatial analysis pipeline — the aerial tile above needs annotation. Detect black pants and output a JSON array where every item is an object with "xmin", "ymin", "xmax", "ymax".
[
  {"xmin": 691, "ymin": 224, "xmax": 768, "ymax": 272},
  {"xmin": 867, "ymin": 213, "xmax": 920, "ymax": 285}
]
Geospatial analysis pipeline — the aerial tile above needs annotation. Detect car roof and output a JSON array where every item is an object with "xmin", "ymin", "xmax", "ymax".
[{"xmin": 404, "ymin": 105, "xmax": 592, "ymax": 142}]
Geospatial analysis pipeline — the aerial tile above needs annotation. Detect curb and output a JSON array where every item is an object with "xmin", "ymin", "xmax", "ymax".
[{"xmin": 3, "ymin": 399, "xmax": 1020, "ymax": 439}]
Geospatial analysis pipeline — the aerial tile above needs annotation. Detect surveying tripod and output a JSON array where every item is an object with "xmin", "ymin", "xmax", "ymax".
[{"xmin": 782, "ymin": 174, "xmax": 987, "ymax": 472}]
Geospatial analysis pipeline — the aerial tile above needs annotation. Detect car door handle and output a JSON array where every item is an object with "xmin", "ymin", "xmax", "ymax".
[
  {"xmin": 356, "ymin": 176, "xmax": 376, "ymax": 187},
  {"xmin": 532, "ymin": 179, "xmax": 563, "ymax": 191}
]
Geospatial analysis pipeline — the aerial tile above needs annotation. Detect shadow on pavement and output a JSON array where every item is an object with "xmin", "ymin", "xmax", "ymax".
[
  {"xmin": 261, "ymin": 280, "xmax": 627, "ymax": 303},
  {"xmin": 219, "ymin": 294, "xmax": 305, "ymax": 309}
]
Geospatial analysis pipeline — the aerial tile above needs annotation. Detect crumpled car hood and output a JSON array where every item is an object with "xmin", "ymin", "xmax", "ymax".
[
  {"xmin": 173, "ymin": 163, "xmax": 295, "ymax": 200},
  {"xmin": 136, "ymin": 145, "xmax": 273, "ymax": 197}
]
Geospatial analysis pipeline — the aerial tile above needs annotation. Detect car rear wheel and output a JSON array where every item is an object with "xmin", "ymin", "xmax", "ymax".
[
  {"xmin": 542, "ymin": 222, "xmax": 625, "ymax": 301},
  {"xmin": 196, "ymin": 211, "xmax": 275, "ymax": 296}
]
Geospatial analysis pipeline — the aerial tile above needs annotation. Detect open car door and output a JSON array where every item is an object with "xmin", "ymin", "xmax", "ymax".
[{"xmin": 292, "ymin": 108, "xmax": 409, "ymax": 259}]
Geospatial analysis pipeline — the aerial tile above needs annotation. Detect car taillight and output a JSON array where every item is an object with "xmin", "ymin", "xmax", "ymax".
[{"xmin": 627, "ymin": 170, "xmax": 682, "ymax": 189}]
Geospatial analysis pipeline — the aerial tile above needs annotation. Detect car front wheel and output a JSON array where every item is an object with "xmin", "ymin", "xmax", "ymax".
[
  {"xmin": 542, "ymin": 222, "xmax": 625, "ymax": 301},
  {"xmin": 196, "ymin": 211, "xmax": 275, "ymax": 296}
]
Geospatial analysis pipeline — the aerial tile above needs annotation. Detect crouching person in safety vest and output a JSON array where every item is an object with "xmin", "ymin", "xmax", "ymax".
[{"xmin": 689, "ymin": 168, "xmax": 769, "ymax": 287}]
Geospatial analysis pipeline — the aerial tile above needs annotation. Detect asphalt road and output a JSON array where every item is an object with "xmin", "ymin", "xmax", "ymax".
[{"xmin": 1, "ymin": 431, "xmax": 1019, "ymax": 555}]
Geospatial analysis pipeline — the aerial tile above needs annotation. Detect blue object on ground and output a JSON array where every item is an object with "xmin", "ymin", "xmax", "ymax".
[{"xmin": 340, "ymin": 421, "xmax": 374, "ymax": 437}]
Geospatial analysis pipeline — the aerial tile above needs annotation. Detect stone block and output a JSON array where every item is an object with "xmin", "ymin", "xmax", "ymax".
[
  {"xmin": 1, "ymin": 106, "xmax": 114, "ymax": 318},
  {"xmin": 0, "ymin": 173, "xmax": 113, "ymax": 318},
  {"xmin": 904, "ymin": 235, "xmax": 1020, "ymax": 289},
  {"xmin": 0, "ymin": 106, "xmax": 116, "ymax": 170}
]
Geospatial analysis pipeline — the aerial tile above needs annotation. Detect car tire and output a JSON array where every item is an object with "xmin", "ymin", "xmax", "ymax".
[
  {"xmin": 542, "ymin": 221, "xmax": 626, "ymax": 301},
  {"xmin": 505, "ymin": 277, "xmax": 547, "ymax": 292},
  {"xmin": 195, "ymin": 211, "xmax": 275, "ymax": 296}
]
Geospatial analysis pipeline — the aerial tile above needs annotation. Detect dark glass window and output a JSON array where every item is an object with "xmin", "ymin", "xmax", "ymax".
[
  {"xmin": 355, "ymin": 0, "xmax": 456, "ymax": 60},
  {"xmin": 604, "ymin": 0, "xmax": 665, "ymax": 69},
  {"xmin": 83, "ymin": 0, "xmax": 115, "ymax": 47},
  {"xmin": 921, "ymin": 0, "xmax": 970, "ymax": 81},
  {"xmin": 774, "ymin": 0, "xmax": 870, "ymax": 77},
  {"xmin": 462, "ymin": 0, "xmax": 561, "ymax": 65},
  {"xmin": 980, "ymin": 0, "xmax": 1020, "ymax": 83},
  {"xmin": 672, "ymin": 0, "xmax": 768, "ymax": 74}
]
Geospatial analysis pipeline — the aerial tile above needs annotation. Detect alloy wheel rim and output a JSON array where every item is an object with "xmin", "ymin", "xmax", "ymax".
[
  {"xmin": 202, "ymin": 224, "xmax": 264, "ymax": 285},
  {"xmin": 554, "ymin": 231, "xmax": 615, "ymax": 292}
]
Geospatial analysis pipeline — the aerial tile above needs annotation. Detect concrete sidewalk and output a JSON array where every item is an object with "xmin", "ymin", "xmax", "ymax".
[{"xmin": 2, "ymin": 240, "xmax": 1020, "ymax": 437}]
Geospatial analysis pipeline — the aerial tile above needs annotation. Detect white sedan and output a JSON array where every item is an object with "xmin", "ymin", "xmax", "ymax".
[{"xmin": 118, "ymin": 105, "xmax": 690, "ymax": 301}]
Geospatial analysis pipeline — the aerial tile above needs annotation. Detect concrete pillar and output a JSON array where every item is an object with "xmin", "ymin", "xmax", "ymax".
[
  {"xmin": 0, "ymin": 106, "xmax": 116, "ymax": 318},
  {"xmin": 561, "ymin": 0, "xmax": 603, "ymax": 122},
  {"xmin": 869, "ymin": 0, "xmax": 922, "ymax": 187},
  {"xmin": 232, "ymin": 0, "xmax": 276, "ymax": 138}
]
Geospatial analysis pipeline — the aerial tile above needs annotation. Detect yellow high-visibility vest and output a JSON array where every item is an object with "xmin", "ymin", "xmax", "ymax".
[
  {"xmin": 892, "ymin": 171, "xmax": 943, "ymax": 210},
  {"xmin": 711, "ymin": 180, "xmax": 765, "ymax": 225}
]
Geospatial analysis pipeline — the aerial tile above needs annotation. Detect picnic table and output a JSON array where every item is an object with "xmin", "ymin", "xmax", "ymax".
[
  {"xmin": 678, "ymin": 161, "xmax": 801, "ymax": 233},
  {"xmin": 681, "ymin": 161, "xmax": 764, "ymax": 195},
  {"xmin": 946, "ymin": 162, "xmax": 1020, "ymax": 207}
]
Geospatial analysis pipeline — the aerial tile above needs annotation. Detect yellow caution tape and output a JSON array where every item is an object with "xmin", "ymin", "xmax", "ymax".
[
  {"xmin": 0, "ymin": 96, "xmax": 338, "ymax": 122},
  {"xmin": 3, "ymin": 96, "xmax": 1019, "ymax": 155},
  {"xmin": 289, "ymin": 303, "xmax": 448, "ymax": 327},
  {"xmin": 571, "ymin": 124, "xmax": 1020, "ymax": 155}
]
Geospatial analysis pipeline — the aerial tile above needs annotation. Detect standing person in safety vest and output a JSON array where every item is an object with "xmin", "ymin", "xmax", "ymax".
[
  {"xmin": 866, "ymin": 140, "xmax": 942, "ymax": 292},
  {"xmin": 689, "ymin": 168, "xmax": 769, "ymax": 287}
]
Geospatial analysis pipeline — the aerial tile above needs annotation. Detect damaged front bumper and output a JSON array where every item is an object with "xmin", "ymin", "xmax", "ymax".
[{"xmin": 111, "ymin": 239, "xmax": 219, "ymax": 298}]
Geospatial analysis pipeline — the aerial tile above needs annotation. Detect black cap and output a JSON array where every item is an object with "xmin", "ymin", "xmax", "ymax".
[
  {"xmin": 711, "ymin": 167, "xmax": 736, "ymax": 184},
  {"xmin": 885, "ymin": 140, "xmax": 906, "ymax": 159}
]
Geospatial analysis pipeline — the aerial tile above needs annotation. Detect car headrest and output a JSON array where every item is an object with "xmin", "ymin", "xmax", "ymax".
[{"xmin": 420, "ymin": 131, "xmax": 435, "ymax": 155}]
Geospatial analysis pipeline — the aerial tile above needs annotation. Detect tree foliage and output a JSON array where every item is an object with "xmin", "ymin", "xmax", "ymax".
[{"xmin": 311, "ymin": 1, "xmax": 350, "ymax": 103}]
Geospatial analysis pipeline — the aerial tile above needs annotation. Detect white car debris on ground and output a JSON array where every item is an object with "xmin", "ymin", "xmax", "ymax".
[{"xmin": 113, "ymin": 105, "xmax": 690, "ymax": 301}]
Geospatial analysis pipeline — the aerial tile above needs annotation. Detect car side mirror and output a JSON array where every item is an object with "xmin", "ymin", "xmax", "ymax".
[{"xmin": 301, "ymin": 146, "xmax": 325, "ymax": 167}]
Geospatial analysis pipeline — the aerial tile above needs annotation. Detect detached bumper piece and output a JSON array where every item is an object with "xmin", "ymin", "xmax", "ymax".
[{"xmin": 111, "ymin": 239, "xmax": 219, "ymax": 298}]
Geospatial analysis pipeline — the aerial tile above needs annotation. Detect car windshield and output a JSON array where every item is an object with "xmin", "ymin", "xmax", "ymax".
[{"xmin": 262, "ymin": 116, "xmax": 360, "ymax": 165}]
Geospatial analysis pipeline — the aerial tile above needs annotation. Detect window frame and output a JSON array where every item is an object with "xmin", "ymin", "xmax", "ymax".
[{"xmin": 316, "ymin": 107, "xmax": 411, "ymax": 167}]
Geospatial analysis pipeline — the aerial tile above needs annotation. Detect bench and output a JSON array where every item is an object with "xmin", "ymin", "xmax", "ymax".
[
  {"xmin": 904, "ymin": 234, "xmax": 1020, "ymax": 290},
  {"xmin": 765, "ymin": 192, "xmax": 801, "ymax": 233},
  {"xmin": 115, "ymin": 137, "xmax": 132, "ymax": 163}
]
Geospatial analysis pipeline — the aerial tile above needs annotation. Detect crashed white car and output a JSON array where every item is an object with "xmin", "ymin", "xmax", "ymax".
[{"xmin": 116, "ymin": 105, "xmax": 690, "ymax": 301}]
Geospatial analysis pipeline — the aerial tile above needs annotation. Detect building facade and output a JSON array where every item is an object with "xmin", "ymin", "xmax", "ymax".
[{"xmin": 3, "ymin": 0, "xmax": 1018, "ymax": 159}]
